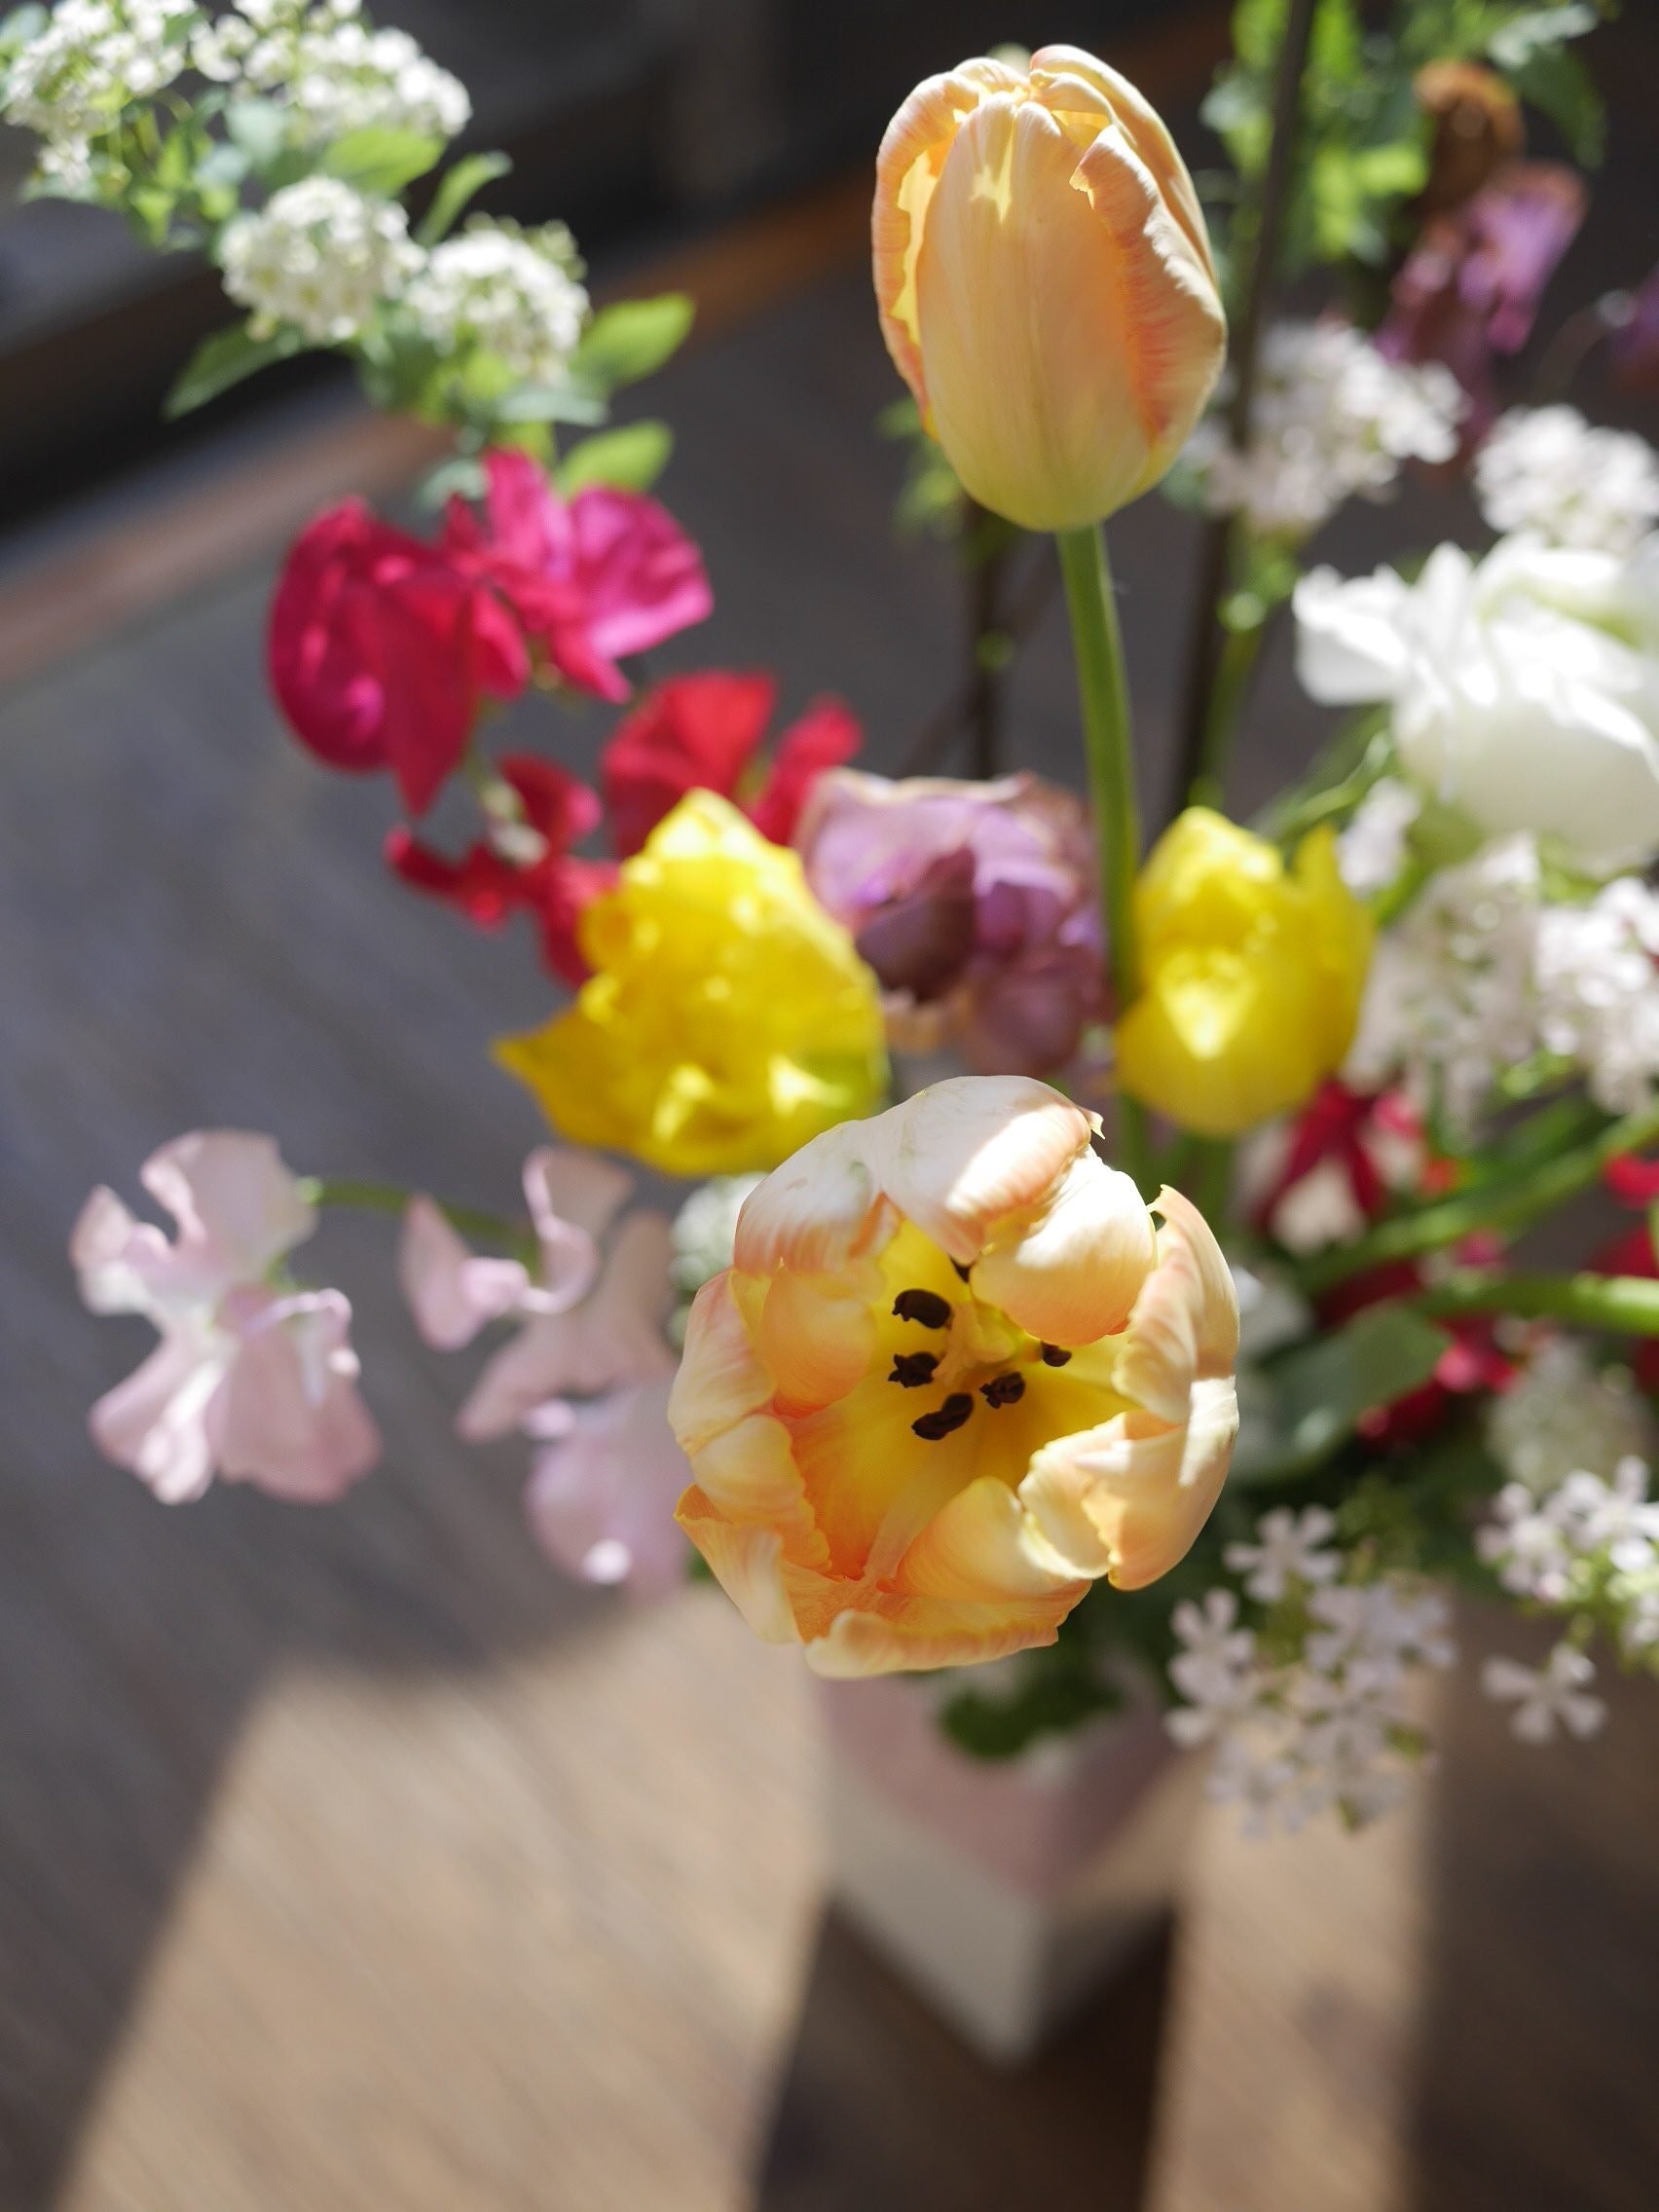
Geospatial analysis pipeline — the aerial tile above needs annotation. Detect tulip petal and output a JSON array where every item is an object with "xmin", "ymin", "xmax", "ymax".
[
  {"xmin": 894, "ymin": 1473, "xmax": 1086, "ymax": 1604},
  {"xmin": 667, "ymin": 1270, "xmax": 775, "ymax": 1456},
  {"xmin": 801, "ymin": 1584, "xmax": 1077, "ymax": 1678},
  {"xmin": 971, "ymin": 1151, "xmax": 1156, "ymax": 1346},
  {"xmin": 674, "ymin": 1486, "xmax": 796, "ymax": 1642},
  {"xmin": 756, "ymin": 1265, "xmax": 881, "ymax": 1412}
]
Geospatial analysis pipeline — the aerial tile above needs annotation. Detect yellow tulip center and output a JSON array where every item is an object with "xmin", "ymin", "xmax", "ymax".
[{"xmin": 787, "ymin": 1221, "xmax": 1129, "ymax": 1587}]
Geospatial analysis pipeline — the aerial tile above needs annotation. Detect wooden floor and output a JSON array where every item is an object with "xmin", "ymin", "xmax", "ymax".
[{"xmin": 7, "ymin": 33, "xmax": 1659, "ymax": 2203}]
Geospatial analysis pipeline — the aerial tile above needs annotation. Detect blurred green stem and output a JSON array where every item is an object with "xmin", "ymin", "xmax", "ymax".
[
  {"xmin": 1413, "ymin": 1270, "xmax": 1659, "ymax": 1337},
  {"xmin": 300, "ymin": 1176, "xmax": 534, "ymax": 1260},
  {"xmin": 1055, "ymin": 523, "xmax": 1152, "ymax": 1193}
]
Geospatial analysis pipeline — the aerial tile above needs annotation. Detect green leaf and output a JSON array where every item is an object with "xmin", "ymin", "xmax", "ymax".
[
  {"xmin": 416, "ymin": 148, "xmax": 512, "ymax": 244},
  {"xmin": 165, "ymin": 320, "xmax": 306, "ymax": 418},
  {"xmin": 1512, "ymin": 39, "xmax": 1606, "ymax": 164},
  {"xmin": 557, "ymin": 420, "xmax": 674, "ymax": 495},
  {"xmin": 226, "ymin": 96, "xmax": 288, "ymax": 171},
  {"xmin": 319, "ymin": 126, "xmax": 443, "ymax": 196},
  {"xmin": 1232, "ymin": 1306, "xmax": 1453, "ymax": 1486},
  {"xmin": 571, "ymin": 293, "xmax": 694, "ymax": 391},
  {"xmin": 488, "ymin": 381, "xmax": 608, "ymax": 426}
]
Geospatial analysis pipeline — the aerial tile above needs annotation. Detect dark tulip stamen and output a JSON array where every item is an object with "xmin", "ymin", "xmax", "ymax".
[
  {"xmin": 893, "ymin": 1287, "xmax": 952, "ymax": 1329},
  {"xmin": 911, "ymin": 1392, "xmax": 974, "ymax": 1441},
  {"xmin": 951, "ymin": 1259, "xmax": 973, "ymax": 1282},
  {"xmin": 1040, "ymin": 1344, "xmax": 1073, "ymax": 1367},
  {"xmin": 980, "ymin": 1372, "xmax": 1025, "ymax": 1408},
  {"xmin": 889, "ymin": 1350, "xmax": 940, "ymax": 1388}
]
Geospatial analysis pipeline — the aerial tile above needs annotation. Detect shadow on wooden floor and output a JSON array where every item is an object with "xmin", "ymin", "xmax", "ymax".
[{"xmin": 753, "ymin": 1912, "xmax": 1174, "ymax": 2212}]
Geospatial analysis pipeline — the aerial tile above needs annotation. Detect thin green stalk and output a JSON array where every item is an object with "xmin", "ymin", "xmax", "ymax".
[
  {"xmin": 299, "ymin": 1175, "xmax": 533, "ymax": 1258},
  {"xmin": 1055, "ymin": 524, "xmax": 1151, "ymax": 1192},
  {"xmin": 1413, "ymin": 1269, "xmax": 1659, "ymax": 1338},
  {"xmin": 1295, "ymin": 1095, "xmax": 1659, "ymax": 1295},
  {"xmin": 1187, "ymin": 613, "xmax": 1264, "ymax": 813}
]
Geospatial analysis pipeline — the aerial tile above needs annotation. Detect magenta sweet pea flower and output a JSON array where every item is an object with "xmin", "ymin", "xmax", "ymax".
[
  {"xmin": 71, "ymin": 1132, "xmax": 379, "ymax": 1502},
  {"xmin": 793, "ymin": 769, "xmax": 1106, "ymax": 1077},
  {"xmin": 441, "ymin": 450, "xmax": 713, "ymax": 702}
]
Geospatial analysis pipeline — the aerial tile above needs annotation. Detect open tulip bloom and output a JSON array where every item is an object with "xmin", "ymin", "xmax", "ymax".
[{"xmin": 46, "ymin": 4, "xmax": 1659, "ymax": 1832}]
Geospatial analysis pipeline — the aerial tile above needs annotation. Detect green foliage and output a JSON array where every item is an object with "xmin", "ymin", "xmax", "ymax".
[
  {"xmin": 557, "ymin": 420, "xmax": 674, "ymax": 495},
  {"xmin": 938, "ymin": 1625, "xmax": 1124, "ymax": 1760},
  {"xmin": 164, "ymin": 319, "xmax": 306, "ymax": 417},
  {"xmin": 416, "ymin": 149, "xmax": 512, "ymax": 246},
  {"xmin": 1231, "ymin": 1304, "xmax": 1454, "ymax": 1487},
  {"xmin": 317, "ymin": 125, "xmax": 443, "ymax": 197},
  {"xmin": 570, "ymin": 294, "xmax": 695, "ymax": 393}
]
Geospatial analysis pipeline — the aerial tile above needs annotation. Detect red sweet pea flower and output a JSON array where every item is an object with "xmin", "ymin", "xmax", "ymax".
[
  {"xmin": 441, "ymin": 450, "xmax": 712, "ymax": 703},
  {"xmin": 1598, "ymin": 1155, "xmax": 1659, "ymax": 1388},
  {"xmin": 600, "ymin": 670, "xmax": 862, "ymax": 857},
  {"xmin": 386, "ymin": 754, "xmax": 615, "ymax": 984},
  {"xmin": 269, "ymin": 499, "xmax": 529, "ymax": 816}
]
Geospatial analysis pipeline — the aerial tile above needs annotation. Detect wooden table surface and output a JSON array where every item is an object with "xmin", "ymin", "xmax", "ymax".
[{"xmin": 7, "ymin": 30, "xmax": 1659, "ymax": 2202}]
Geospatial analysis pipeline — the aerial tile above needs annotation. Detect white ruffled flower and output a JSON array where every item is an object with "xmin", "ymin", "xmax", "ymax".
[
  {"xmin": 1487, "ymin": 1340, "xmax": 1657, "ymax": 1497},
  {"xmin": 1225, "ymin": 1505, "xmax": 1340, "ymax": 1604},
  {"xmin": 2, "ymin": 0, "xmax": 197, "ymax": 169},
  {"xmin": 1475, "ymin": 406, "xmax": 1659, "ymax": 556},
  {"xmin": 1185, "ymin": 319, "xmax": 1463, "ymax": 540},
  {"xmin": 1482, "ymin": 1641, "xmax": 1606, "ymax": 1743},
  {"xmin": 1337, "ymin": 778, "xmax": 1420, "ymax": 900},
  {"xmin": 195, "ymin": 0, "xmax": 468, "ymax": 140},
  {"xmin": 1296, "ymin": 535, "xmax": 1659, "ymax": 874},
  {"xmin": 1532, "ymin": 877, "xmax": 1659, "ymax": 1115},
  {"xmin": 218, "ymin": 173, "xmax": 419, "ymax": 342},
  {"xmin": 403, "ymin": 220, "xmax": 589, "ymax": 384}
]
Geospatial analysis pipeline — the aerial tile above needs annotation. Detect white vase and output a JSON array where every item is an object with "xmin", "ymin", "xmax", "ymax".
[{"xmin": 816, "ymin": 1674, "xmax": 1203, "ymax": 2065}]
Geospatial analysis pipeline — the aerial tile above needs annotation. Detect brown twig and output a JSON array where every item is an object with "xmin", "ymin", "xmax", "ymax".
[{"xmin": 897, "ymin": 540, "xmax": 1060, "ymax": 777}]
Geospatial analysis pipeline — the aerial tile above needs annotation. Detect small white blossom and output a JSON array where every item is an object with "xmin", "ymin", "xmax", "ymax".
[
  {"xmin": 403, "ymin": 220, "xmax": 589, "ymax": 384},
  {"xmin": 218, "ymin": 173, "xmax": 419, "ymax": 342},
  {"xmin": 1475, "ymin": 406, "xmax": 1659, "ymax": 555},
  {"xmin": 1478, "ymin": 1481, "xmax": 1576, "ymax": 1602},
  {"xmin": 669, "ymin": 1175, "xmax": 763, "ymax": 1302},
  {"xmin": 1532, "ymin": 876, "xmax": 1659, "ymax": 1115},
  {"xmin": 2, "ymin": 0, "xmax": 198, "ymax": 173},
  {"xmin": 1487, "ymin": 1339, "xmax": 1657, "ymax": 1497},
  {"xmin": 1225, "ymin": 1505, "xmax": 1341, "ymax": 1603},
  {"xmin": 1185, "ymin": 319, "xmax": 1463, "ymax": 540},
  {"xmin": 194, "ymin": 0, "xmax": 468, "ymax": 141},
  {"xmin": 1482, "ymin": 1641, "xmax": 1606, "ymax": 1743},
  {"xmin": 1337, "ymin": 778, "xmax": 1420, "ymax": 899}
]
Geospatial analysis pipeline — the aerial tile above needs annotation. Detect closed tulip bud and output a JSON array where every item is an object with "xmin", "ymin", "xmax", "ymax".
[
  {"xmin": 873, "ymin": 45, "xmax": 1227, "ymax": 533},
  {"xmin": 1115, "ymin": 810, "xmax": 1374, "ymax": 1139}
]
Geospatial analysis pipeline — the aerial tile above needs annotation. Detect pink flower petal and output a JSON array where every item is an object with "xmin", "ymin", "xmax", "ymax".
[
  {"xmin": 209, "ymin": 1289, "xmax": 380, "ymax": 1501},
  {"xmin": 524, "ymin": 1377, "xmax": 690, "ymax": 1596}
]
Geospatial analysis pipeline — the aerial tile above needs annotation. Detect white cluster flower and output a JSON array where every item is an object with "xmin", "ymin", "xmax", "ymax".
[
  {"xmin": 2, "ymin": 0, "xmax": 198, "ymax": 182},
  {"xmin": 1336, "ymin": 778, "xmax": 1420, "ymax": 901},
  {"xmin": 194, "ymin": 0, "xmax": 469, "ymax": 142},
  {"xmin": 403, "ymin": 221, "xmax": 590, "ymax": 384},
  {"xmin": 1487, "ymin": 1339, "xmax": 1656, "ymax": 1498},
  {"xmin": 1474, "ymin": 406, "xmax": 1659, "ymax": 555},
  {"xmin": 218, "ymin": 172, "xmax": 419, "ymax": 342},
  {"xmin": 1348, "ymin": 836, "xmax": 1659, "ymax": 1129},
  {"xmin": 1185, "ymin": 319, "xmax": 1464, "ymax": 540},
  {"xmin": 1481, "ymin": 1455, "xmax": 1659, "ymax": 1601},
  {"xmin": 1482, "ymin": 1642, "xmax": 1606, "ymax": 1743},
  {"xmin": 669, "ymin": 1175, "xmax": 763, "ymax": 1304},
  {"xmin": 1225, "ymin": 1504, "xmax": 1340, "ymax": 1603},
  {"xmin": 1167, "ymin": 1554, "xmax": 1455, "ymax": 1835}
]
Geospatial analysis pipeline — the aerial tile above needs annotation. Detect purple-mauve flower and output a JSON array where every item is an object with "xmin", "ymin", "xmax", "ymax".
[
  {"xmin": 1379, "ymin": 161, "xmax": 1586, "ymax": 433},
  {"xmin": 1608, "ymin": 260, "xmax": 1659, "ymax": 395},
  {"xmin": 71, "ymin": 1132, "xmax": 379, "ymax": 1503},
  {"xmin": 793, "ymin": 768, "xmax": 1105, "ymax": 1078}
]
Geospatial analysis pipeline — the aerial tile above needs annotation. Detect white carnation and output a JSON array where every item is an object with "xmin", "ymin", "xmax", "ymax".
[
  {"xmin": 1475, "ymin": 406, "xmax": 1659, "ymax": 556},
  {"xmin": 218, "ymin": 173, "xmax": 419, "ymax": 343},
  {"xmin": 404, "ymin": 221, "xmax": 589, "ymax": 384},
  {"xmin": 1185, "ymin": 319, "xmax": 1463, "ymax": 540}
]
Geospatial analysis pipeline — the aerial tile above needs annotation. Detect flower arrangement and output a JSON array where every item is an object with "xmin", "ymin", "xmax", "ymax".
[{"xmin": 17, "ymin": 0, "xmax": 1659, "ymax": 1844}]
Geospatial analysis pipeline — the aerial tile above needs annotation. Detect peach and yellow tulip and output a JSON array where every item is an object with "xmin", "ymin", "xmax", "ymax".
[
  {"xmin": 669, "ymin": 1077, "xmax": 1238, "ymax": 1676},
  {"xmin": 873, "ymin": 45, "xmax": 1227, "ymax": 533},
  {"xmin": 1115, "ymin": 808, "xmax": 1374, "ymax": 1138}
]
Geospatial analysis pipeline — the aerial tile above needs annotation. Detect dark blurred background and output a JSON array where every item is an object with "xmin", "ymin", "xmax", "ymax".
[{"xmin": 4, "ymin": 5, "xmax": 1659, "ymax": 2210}]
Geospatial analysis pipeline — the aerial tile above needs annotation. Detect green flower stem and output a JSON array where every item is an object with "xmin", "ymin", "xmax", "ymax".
[
  {"xmin": 1055, "ymin": 523, "xmax": 1152, "ymax": 1193},
  {"xmin": 1413, "ymin": 1270, "xmax": 1659, "ymax": 1338},
  {"xmin": 1186, "ymin": 610, "xmax": 1264, "ymax": 814},
  {"xmin": 1294, "ymin": 1096, "xmax": 1659, "ymax": 1296},
  {"xmin": 298, "ymin": 1176, "xmax": 533, "ymax": 1259}
]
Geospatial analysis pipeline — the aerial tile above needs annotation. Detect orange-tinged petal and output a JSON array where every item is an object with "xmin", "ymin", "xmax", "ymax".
[
  {"xmin": 756, "ymin": 1265, "xmax": 880, "ymax": 1412},
  {"xmin": 1151, "ymin": 1185, "xmax": 1239, "ymax": 1377},
  {"xmin": 666, "ymin": 1271, "xmax": 772, "ymax": 1455},
  {"xmin": 802, "ymin": 1585, "xmax": 1079, "ymax": 1678},
  {"xmin": 674, "ymin": 1488, "xmax": 796, "ymax": 1642},
  {"xmin": 894, "ymin": 1473, "xmax": 1086, "ymax": 1604},
  {"xmin": 971, "ymin": 1151, "xmax": 1156, "ymax": 1346},
  {"xmin": 686, "ymin": 1410, "xmax": 830, "ymax": 1572}
]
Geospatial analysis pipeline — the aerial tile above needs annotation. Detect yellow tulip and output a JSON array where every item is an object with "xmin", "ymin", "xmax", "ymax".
[
  {"xmin": 496, "ymin": 791, "xmax": 889, "ymax": 1178},
  {"xmin": 873, "ymin": 44, "xmax": 1226, "ymax": 533},
  {"xmin": 670, "ymin": 1077, "xmax": 1239, "ymax": 1677},
  {"xmin": 1115, "ymin": 809, "xmax": 1374, "ymax": 1138}
]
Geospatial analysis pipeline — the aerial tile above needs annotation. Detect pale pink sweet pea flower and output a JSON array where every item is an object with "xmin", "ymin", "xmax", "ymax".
[
  {"xmin": 400, "ymin": 1148, "xmax": 686, "ymax": 1593},
  {"xmin": 71, "ymin": 1132, "xmax": 379, "ymax": 1503}
]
